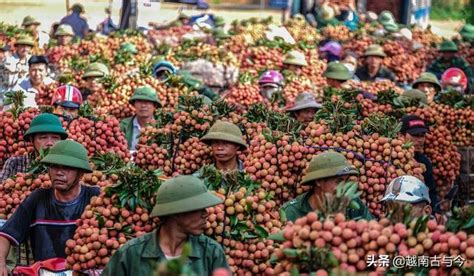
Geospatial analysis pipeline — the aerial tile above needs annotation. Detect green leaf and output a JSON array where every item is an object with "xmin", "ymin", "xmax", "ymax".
[
  {"xmin": 254, "ymin": 225, "xmax": 269, "ymax": 238},
  {"xmin": 461, "ymin": 217, "xmax": 474, "ymax": 230}
]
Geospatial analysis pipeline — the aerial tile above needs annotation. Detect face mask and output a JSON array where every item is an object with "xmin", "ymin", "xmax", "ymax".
[{"xmin": 261, "ymin": 86, "xmax": 280, "ymax": 99}]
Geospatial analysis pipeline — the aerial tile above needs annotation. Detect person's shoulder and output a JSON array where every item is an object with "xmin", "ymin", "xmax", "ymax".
[
  {"xmin": 15, "ymin": 78, "xmax": 30, "ymax": 91},
  {"xmin": 4, "ymin": 155, "xmax": 28, "ymax": 166},
  {"xmin": 118, "ymin": 231, "xmax": 154, "ymax": 253},
  {"xmin": 193, "ymin": 234, "xmax": 223, "ymax": 250},
  {"xmin": 26, "ymin": 188, "xmax": 53, "ymax": 202},
  {"xmin": 81, "ymin": 184, "xmax": 100, "ymax": 196},
  {"xmin": 282, "ymin": 193, "xmax": 305, "ymax": 210}
]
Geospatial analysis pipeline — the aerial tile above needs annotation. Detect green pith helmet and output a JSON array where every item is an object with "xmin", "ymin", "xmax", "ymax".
[
  {"xmin": 24, "ymin": 113, "xmax": 68, "ymax": 141},
  {"xmin": 120, "ymin": 42, "xmax": 138, "ymax": 54},
  {"xmin": 55, "ymin": 24, "xmax": 74, "ymax": 37},
  {"xmin": 397, "ymin": 89, "xmax": 428, "ymax": 107},
  {"xmin": 214, "ymin": 16, "xmax": 225, "ymax": 27},
  {"xmin": 283, "ymin": 50, "xmax": 308, "ymax": 66},
  {"xmin": 129, "ymin": 86, "xmax": 161, "ymax": 107},
  {"xmin": 22, "ymin": 16, "xmax": 40, "ymax": 27},
  {"xmin": 212, "ymin": 28, "xmax": 230, "ymax": 39},
  {"xmin": 460, "ymin": 24, "xmax": 474, "ymax": 42},
  {"xmin": 201, "ymin": 120, "xmax": 247, "ymax": 149},
  {"xmin": 378, "ymin": 10, "xmax": 395, "ymax": 25},
  {"xmin": 41, "ymin": 140, "xmax": 92, "ymax": 172},
  {"xmin": 14, "ymin": 34, "xmax": 35, "ymax": 47},
  {"xmin": 363, "ymin": 44, "xmax": 386, "ymax": 57},
  {"xmin": 82, "ymin": 62, "xmax": 110, "ymax": 79},
  {"xmin": 324, "ymin": 62, "xmax": 353, "ymax": 81},
  {"xmin": 383, "ymin": 22, "xmax": 399, "ymax": 33},
  {"xmin": 412, "ymin": 72, "xmax": 441, "ymax": 92},
  {"xmin": 150, "ymin": 175, "xmax": 223, "ymax": 217},
  {"xmin": 439, "ymin": 40, "xmax": 458, "ymax": 52},
  {"xmin": 301, "ymin": 151, "xmax": 358, "ymax": 185}
]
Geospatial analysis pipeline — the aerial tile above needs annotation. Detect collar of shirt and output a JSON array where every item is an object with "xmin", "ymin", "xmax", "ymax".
[
  {"xmin": 132, "ymin": 116, "xmax": 141, "ymax": 132},
  {"xmin": 18, "ymin": 77, "xmax": 54, "ymax": 93},
  {"xmin": 141, "ymin": 228, "xmax": 202, "ymax": 259}
]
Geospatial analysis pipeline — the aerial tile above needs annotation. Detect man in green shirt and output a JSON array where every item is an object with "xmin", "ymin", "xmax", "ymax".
[
  {"xmin": 282, "ymin": 151, "xmax": 373, "ymax": 222},
  {"xmin": 102, "ymin": 175, "xmax": 229, "ymax": 276},
  {"xmin": 120, "ymin": 86, "xmax": 161, "ymax": 151}
]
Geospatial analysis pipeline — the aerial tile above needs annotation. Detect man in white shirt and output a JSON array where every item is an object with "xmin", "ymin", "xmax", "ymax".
[
  {"xmin": 14, "ymin": 55, "xmax": 54, "ymax": 108},
  {"xmin": 0, "ymin": 35, "xmax": 34, "ymax": 110}
]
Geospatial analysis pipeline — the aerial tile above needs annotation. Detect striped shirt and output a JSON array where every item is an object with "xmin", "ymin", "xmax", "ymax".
[
  {"xmin": 0, "ymin": 185, "xmax": 99, "ymax": 261},
  {"xmin": 0, "ymin": 155, "xmax": 31, "ymax": 183}
]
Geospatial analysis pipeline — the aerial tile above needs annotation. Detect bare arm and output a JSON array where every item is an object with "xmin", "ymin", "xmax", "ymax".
[{"xmin": 0, "ymin": 236, "xmax": 11, "ymax": 276}]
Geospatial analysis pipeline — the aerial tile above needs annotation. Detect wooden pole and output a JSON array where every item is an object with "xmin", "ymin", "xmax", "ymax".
[{"xmin": 66, "ymin": 0, "xmax": 70, "ymax": 12}]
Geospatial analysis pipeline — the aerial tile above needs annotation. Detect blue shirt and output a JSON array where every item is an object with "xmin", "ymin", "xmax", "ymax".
[{"xmin": 60, "ymin": 12, "xmax": 89, "ymax": 39}]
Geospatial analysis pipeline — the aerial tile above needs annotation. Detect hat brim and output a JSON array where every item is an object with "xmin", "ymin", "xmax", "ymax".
[
  {"xmin": 150, "ymin": 191, "xmax": 222, "ymax": 217},
  {"xmin": 380, "ymin": 193, "xmax": 430, "ymax": 204},
  {"xmin": 57, "ymin": 101, "xmax": 80, "ymax": 109},
  {"xmin": 82, "ymin": 71, "xmax": 105, "ymax": 79},
  {"xmin": 324, "ymin": 71, "xmax": 353, "ymax": 81},
  {"xmin": 201, "ymin": 132, "xmax": 247, "ymax": 149},
  {"xmin": 129, "ymin": 96, "xmax": 162, "ymax": 107},
  {"xmin": 286, "ymin": 102, "xmax": 322, "ymax": 112},
  {"xmin": 41, "ymin": 153, "xmax": 92, "ymax": 173},
  {"xmin": 24, "ymin": 125, "xmax": 68, "ymax": 140},
  {"xmin": 363, "ymin": 52, "xmax": 386, "ymax": 58},
  {"xmin": 405, "ymin": 127, "xmax": 427, "ymax": 136},
  {"xmin": 284, "ymin": 59, "xmax": 308, "ymax": 66},
  {"xmin": 55, "ymin": 32, "xmax": 73, "ymax": 37},
  {"xmin": 413, "ymin": 80, "xmax": 442, "ymax": 91},
  {"xmin": 301, "ymin": 165, "xmax": 358, "ymax": 185},
  {"xmin": 14, "ymin": 40, "xmax": 35, "ymax": 47}
]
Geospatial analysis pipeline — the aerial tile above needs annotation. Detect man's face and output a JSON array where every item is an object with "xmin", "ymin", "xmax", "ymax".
[
  {"xmin": 16, "ymin": 45, "xmax": 32, "ymax": 59},
  {"xmin": 175, "ymin": 209, "xmax": 209, "ymax": 235},
  {"xmin": 25, "ymin": 24, "xmax": 39, "ymax": 32},
  {"xmin": 315, "ymin": 175, "xmax": 349, "ymax": 194},
  {"xmin": 211, "ymin": 140, "xmax": 239, "ymax": 163},
  {"xmin": 415, "ymin": 83, "xmax": 436, "ymax": 103},
  {"xmin": 441, "ymin": 51, "xmax": 456, "ymax": 61},
  {"xmin": 386, "ymin": 201, "xmax": 432, "ymax": 222},
  {"xmin": 57, "ymin": 35, "xmax": 72, "ymax": 46},
  {"xmin": 259, "ymin": 85, "xmax": 280, "ymax": 100},
  {"xmin": 326, "ymin": 78, "xmax": 344, "ymax": 89},
  {"xmin": 29, "ymin": 63, "xmax": 47, "ymax": 86},
  {"xmin": 405, "ymin": 133, "xmax": 425, "ymax": 152},
  {"xmin": 55, "ymin": 105, "xmax": 79, "ymax": 118},
  {"xmin": 33, "ymin": 133, "xmax": 62, "ymax": 151},
  {"xmin": 294, "ymin": 108, "xmax": 317, "ymax": 124},
  {"xmin": 49, "ymin": 165, "xmax": 83, "ymax": 192},
  {"xmin": 0, "ymin": 50, "xmax": 8, "ymax": 62},
  {"xmin": 366, "ymin": 56, "xmax": 383, "ymax": 72},
  {"xmin": 85, "ymin": 77, "xmax": 103, "ymax": 93},
  {"xmin": 134, "ymin": 100, "xmax": 157, "ymax": 118},
  {"xmin": 285, "ymin": 64, "xmax": 303, "ymax": 75}
]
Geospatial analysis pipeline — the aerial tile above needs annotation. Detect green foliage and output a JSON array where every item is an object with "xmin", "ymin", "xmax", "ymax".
[
  {"xmin": 361, "ymin": 113, "xmax": 402, "ymax": 138},
  {"xmin": 105, "ymin": 164, "xmax": 162, "ymax": 211},
  {"xmin": 430, "ymin": 0, "xmax": 468, "ymax": 21}
]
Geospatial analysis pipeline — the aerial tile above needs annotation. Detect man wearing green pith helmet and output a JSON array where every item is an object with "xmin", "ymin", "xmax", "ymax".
[
  {"xmin": 120, "ymin": 86, "xmax": 161, "ymax": 151},
  {"xmin": 0, "ymin": 140, "xmax": 99, "ymax": 274},
  {"xmin": 200, "ymin": 120, "xmax": 247, "ymax": 172},
  {"xmin": 81, "ymin": 62, "xmax": 110, "ymax": 100},
  {"xmin": 282, "ymin": 151, "xmax": 373, "ymax": 222},
  {"xmin": 102, "ymin": 175, "xmax": 229, "ymax": 276},
  {"xmin": 0, "ymin": 113, "xmax": 68, "ymax": 182}
]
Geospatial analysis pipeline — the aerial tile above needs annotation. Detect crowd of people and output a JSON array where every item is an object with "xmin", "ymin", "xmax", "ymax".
[{"xmin": 0, "ymin": 2, "xmax": 472, "ymax": 275}]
